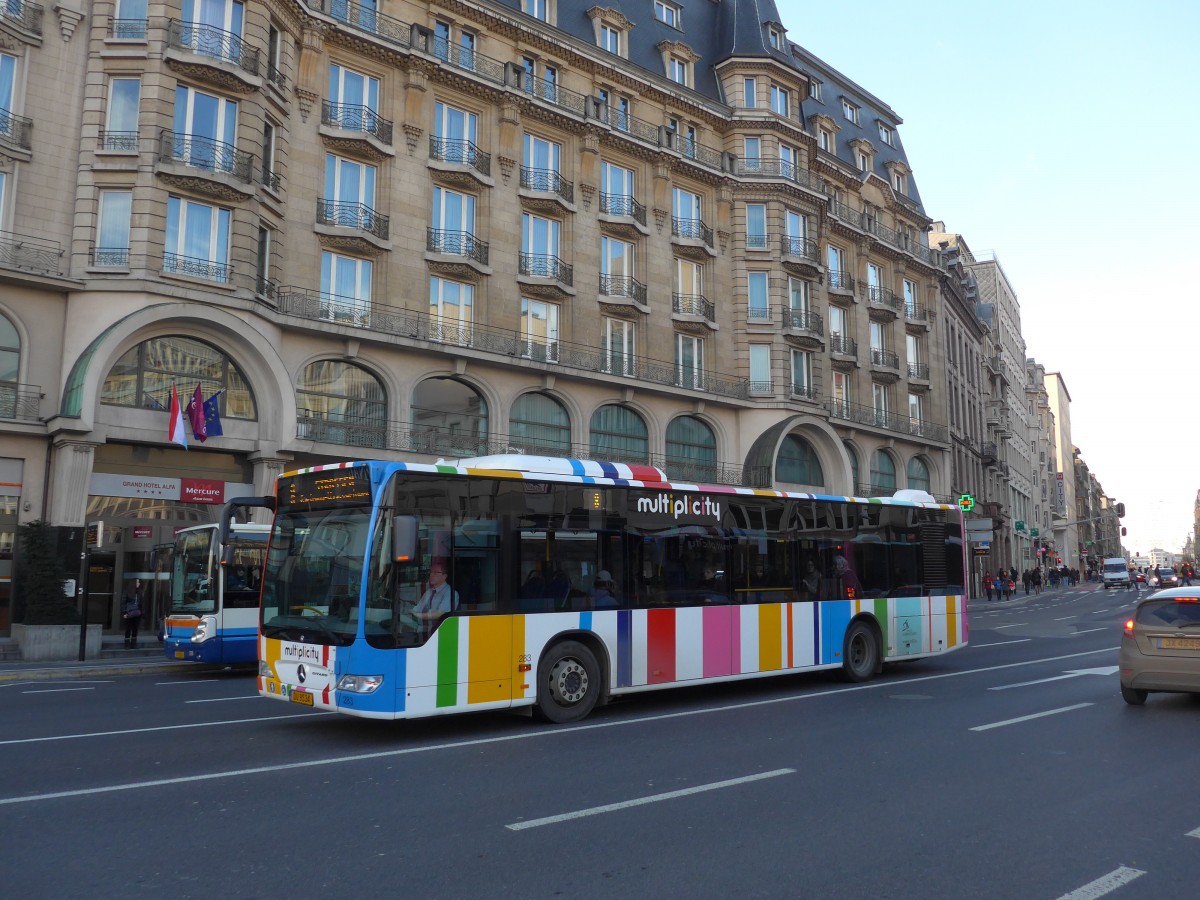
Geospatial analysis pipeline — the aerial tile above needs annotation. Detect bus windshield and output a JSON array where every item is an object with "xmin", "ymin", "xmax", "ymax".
[
  {"xmin": 171, "ymin": 529, "xmax": 216, "ymax": 614},
  {"xmin": 260, "ymin": 506, "xmax": 370, "ymax": 646}
]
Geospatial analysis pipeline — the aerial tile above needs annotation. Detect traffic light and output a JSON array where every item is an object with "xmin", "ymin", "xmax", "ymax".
[
  {"xmin": 1116, "ymin": 502, "xmax": 1126, "ymax": 517},
  {"xmin": 1121, "ymin": 527, "xmax": 1127, "ymax": 536}
]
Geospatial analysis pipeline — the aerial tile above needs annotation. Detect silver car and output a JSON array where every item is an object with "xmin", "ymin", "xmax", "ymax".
[{"xmin": 1119, "ymin": 587, "xmax": 1200, "ymax": 705}]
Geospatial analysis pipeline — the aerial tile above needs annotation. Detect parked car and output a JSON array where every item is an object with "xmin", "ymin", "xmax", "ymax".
[{"xmin": 1119, "ymin": 588, "xmax": 1200, "ymax": 705}]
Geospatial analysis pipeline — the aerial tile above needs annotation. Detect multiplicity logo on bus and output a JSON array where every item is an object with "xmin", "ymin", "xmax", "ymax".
[{"xmin": 636, "ymin": 492, "xmax": 722, "ymax": 521}]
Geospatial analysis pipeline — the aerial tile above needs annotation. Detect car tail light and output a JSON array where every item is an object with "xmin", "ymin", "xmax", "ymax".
[
  {"xmin": 1123, "ymin": 618, "xmax": 1135, "ymax": 636},
  {"xmin": 1176, "ymin": 597, "xmax": 1200, "ymax": 604}
]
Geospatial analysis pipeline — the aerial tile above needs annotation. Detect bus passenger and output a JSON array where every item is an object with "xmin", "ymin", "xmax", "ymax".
[
  {"xmin": 591, "ymin": 570, "xmax": 618, "ymax": 608},
  {"xmin": 413, "ymin": 564, "xmax": 459, "ymax": 623},
  {"xmin": 800, "ymin": 559, "xmax": 821, "ymax": 599}
]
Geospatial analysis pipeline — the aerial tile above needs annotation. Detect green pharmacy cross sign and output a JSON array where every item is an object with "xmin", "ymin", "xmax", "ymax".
[{"xmin": 958, "ymin": 494, "xmax": 975, "ymax": 512}]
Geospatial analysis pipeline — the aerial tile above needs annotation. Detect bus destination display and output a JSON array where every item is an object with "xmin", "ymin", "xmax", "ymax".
[{"xmin": 281, "ymin": 466, "xmax": 373, "ymax": 511}]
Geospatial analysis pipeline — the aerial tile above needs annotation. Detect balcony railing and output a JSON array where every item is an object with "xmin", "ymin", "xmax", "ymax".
[
  {"xmin": 865, "ymin": 285, "xmax": 902, "ymax": 312},
  {"xmin": 0, "ymin": 107, "xmax": 32, "ymax": 152},
  {"xmin": 824, "ymin": 398, "xmax": 949, "ymax": 443},
  {"xmin": 519, "ymin": 253, "xmax": 573, "ymax": 286},
  {"xmin": 733, "ymin": 157, "xmax": 826, "ymax": 193},
  {"xmin": 518, "ymin": 72, "xmax": 588, "ymax": 116},
  {"xmin": 784, "ymin": 308, "xmax": 823, "ymax": 335},
  {"xmin": 520, "ymin": 166, "xmax": 574, "ymax": 203},
  {"xmin": 870, "ymin": 348, "xmax": 900, "ymax": 369},
  {"xmin": 275, "ymin": 285, "xmax": 750, "ymax": 400},
  {"xmin": 908, "ymin": 362, "xmax": 930, "ymax": 380},
  {"xmin": 108, "ymin": 16, "xmax": 147, "ymax": 38},
  {"xmin": 672, "ymin": 216, "xmax": 713, "ymax": 248},
  {"xmin": 0, "ymin": 230, "xmax": 63, "ymax": 276},
  {"xmin": 781, "ymin": 234, "xmax": 819, "ymax": 262},
  {"xmin": 0, "ymin": 381, "xmax": 41, "ymax": 422},
  {"xmin": 261, "ymin": 165, "xmax": 281, "ymax": 192},
  {"xmin": 159, "ymin": 130, "xmax": 254, "ymax": 183},
  {"xmin": 317, "ymin": 198, "xmax": 390, "ymax": 240},
  {"xmin": 828, "ymin": 197, "xmax": 940, "ymax": 266},
  {"xmin": 791, "ymin": 383, "xmax": 819, "ymax": 401},
  {"xmin": 829, "ymin": 334, "xmax": 857, "ymax": 356},
  {"xmin": 321, "ymin": 101, "xmax": 393, "ymax": 145},
  {"xmin": 89, "ymin": 245, "xmax": 130, "ymax": 268},
  {"xmin": 99, "ymin": 130, "xmax": 139, "ymax": 152},
  {"xmin": 599, "ymin": 192, "xmax": 646, "ymax": 225},
  {"xmin": 163, "ymin": 251, "xmax": 233, "ymax": 283},
  {"xmin": 672, "ymin": 293, "xmax": 715, "ymax": 322},
  {"xmin": 426, "ymin": 228, "xmax": 489, "ymax": 265},
  {"xmin": 306, "ymin": 0, "xmax": 411, "ymax": 48},
  {"xmin": 905, "ymin": 302, "xmax": 930, "ymax": 323},
  {"xmin": 827, "ymin": 269, "xmax": 855, "ymax": 291},
  {"xmin": 168, "ymin": 20, "xmax": 259, "ymax": 76},
  {"xmin": 267, "ymin": 63, "xmax": 286, "ymax": 91},
  {"xmin": 429, "ymin": 136, "xmax": 491, "ymax": 175},
  {"xmin": 599, "ymin": 274, "xmax": 646, "ymax": 304},
  {"xmin": 749, "ymin": 380, "xmax": 773, "ymax": 395},
  {"xmin": 1, "ymin": 0, "xmax": 42, "ymax": 35}
]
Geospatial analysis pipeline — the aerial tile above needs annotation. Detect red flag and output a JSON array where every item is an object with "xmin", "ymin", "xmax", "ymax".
[
  {"xmin": 168, "ymin": 384, "xmax": 188, "ymax": 449},
  {"xmin": 188, "ymin": 383, "xmax": 207, "ymax": 443}
]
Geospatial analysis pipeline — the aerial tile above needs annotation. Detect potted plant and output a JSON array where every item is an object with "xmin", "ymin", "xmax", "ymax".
[{"xmin": 12, "ymin": 520, "xmax": 97, "ymax": 660}]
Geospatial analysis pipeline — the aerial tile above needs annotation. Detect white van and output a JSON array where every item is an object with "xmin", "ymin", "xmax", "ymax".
[{"xmin": 1102, "ymin": 557, "xmax": 1131, "ymax": 589}]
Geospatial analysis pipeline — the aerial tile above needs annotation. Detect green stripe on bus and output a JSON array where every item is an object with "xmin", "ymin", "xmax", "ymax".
[
  {"xmin": 873, "ymin": 597, "xmax": 888, "ymax": 651},
  {"xmin": 436, "ymin": 618, "xmax": 460, "ymax": 707}
]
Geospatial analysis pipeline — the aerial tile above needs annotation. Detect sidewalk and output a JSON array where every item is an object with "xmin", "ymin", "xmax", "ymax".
[{"xmin": 0, "ymin": 638, "xmax": 241, "ymax": 682}]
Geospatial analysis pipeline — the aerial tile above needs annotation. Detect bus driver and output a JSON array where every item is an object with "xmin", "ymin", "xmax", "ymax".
[{"xmin": 412, "ymin": 564, "xmax": 459, "ymax": 623}]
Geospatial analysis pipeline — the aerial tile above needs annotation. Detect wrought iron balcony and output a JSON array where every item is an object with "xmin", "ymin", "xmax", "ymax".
[
  {"xmin": 908, "ymin": 362, "xmax": 930, "ymax": 380},
  {"xmin": 306, "ymin": 0, "xmax": 411, "ymax": 48},
  {"xmin": 784, "ymin": 308, "xmax": 823, "ymax": 335},
  {"xmin": 427, "ymin": 228, "xmax": 489, "ymax": 265},
  {"xmin": 733, "ymin": 157, "xmax": 826, "ymax": 193},
  {"xmin": 829, "ymin": 334, "xmax": 857, "ymax": 357},
  {"xmin": 827, "ymin": 269, "xmax": 855, "ymax": 291},
  {"xmin": 870, "ymin": 348, "xmax": 900, "ymax": 369},
  {"xmin": 275, "ymin": 285, "xmax": 750, "ymax": 400},
  {"xmin": 828, "ymin": 197, "xmax": 940, "ymax": 267},
  {"xmin": 429, "ymin": 136, "xmax": 491, "ymax": 175},
  {"xmin": 261, "ymin": 164, "xmax": 281, "ymax": 192},
  {"xmin": 0, "ymin": 381, "xmax": 41, "ymax": 422},
  {"xmin": 108, "ymin": 16, "xmax": 146, "ymax": 38},
  {"xmin": 168, "ymin": 20, "xmax": 259, "ymax": 76},
  {"xmin": 865, "ymin": 285, "xmax": 902, "ymax": 312},
  {"xmin": 321, "ymin": 101, "xmax": 393, "ymax": 145},
  {"xmin": 824, "ymin": 398, "xmax": 949, "ymax": 443},
  {"xmin": 518, "ymin": 72, "xmax": 588, "ymax": 116},
  {"xmin": 672, "ymin": 293, "xmax": 715, "ymax": 321},
  {"xmin": 791, "ymin": 383, "xmax": 819, "ymax": 401},
  {"xmin": 0, "ymin": 230, "xmax": 63, "ymax": 276},
  {"xmin": 163, "ymin": 251, "xmax": 233, "ymax": 283},
  {"xmin": 905, "ymin": 302, "xmax": 930, "ymax": 323},
  {"xmin": 981, "ymin": 442, "xmax": 999, "ymax": 464},
  {"xmin": 520, "ymin": 166, "xmax": 574, "ymax": 203},
  {"xmin": 0, "ymin": 107, "xmax": 32, "ymax": 153},
  {"xmin": 672, "ymin": 216, "xmax": 714, "ymax": 248},
  {"xmin": 317, "ymin": 198, "xmax": 390, "ymax": 240},
  {"xmin": 746, "ymin": 232, "xmax": 770, "ymax": 251},
  {"xmin": 781, "ymin": 234, "xmax": 819, "ymax": 262},
  {"xmin": 89, "ymin": 245, "xmax": 129, "ymax": 268},
  {"xmin": 747, "ymin": 304, "xmax": 772, "ymax": 324},
  {"xmin": 99, "ymin": 130, "xmax": 139, "ymax": 152},
  {"xmin": 599, "ymin": 192, "xmax": 646, "ymax": 225},
  {"xmin": 159, "ymin": 130, "xmax": 254, "ymax": 182},
  {"xmin": 519, "ymin": 252, "xmax": 573, "ymax": 286},
  {"xmin": 599, "ymin": 274, "xmax": 646, "ymax": 304},
  {"xmin": 1, "ymin": 0, "xmax": 42, "ymax": 35},
  {"xmin": 267, "ymin": 63, "xmax": 286, "ymax": 91}
]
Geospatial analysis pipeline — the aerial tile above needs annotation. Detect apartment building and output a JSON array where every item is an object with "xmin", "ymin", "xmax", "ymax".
[{"xmin": 0, "ymin": 0, "xmax": 955, "ymax": 632}]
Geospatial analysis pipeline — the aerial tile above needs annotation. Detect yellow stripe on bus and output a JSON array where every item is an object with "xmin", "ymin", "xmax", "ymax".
[
  {"xmin": 946, "ymin": 595, "xmax": 958, "ymax": 648},
  {"xmin": 759, "ymin": 604, "xmax": 782, "ymax": 671},
  {"xmin": 466, "ymin": 615, "xmax": 511, "ymax": 704}
]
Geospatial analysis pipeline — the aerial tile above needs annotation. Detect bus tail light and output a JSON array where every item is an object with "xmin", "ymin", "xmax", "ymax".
[{"xmin": 337, "ymin": 674, "xmax": 384, "ymax": 693}]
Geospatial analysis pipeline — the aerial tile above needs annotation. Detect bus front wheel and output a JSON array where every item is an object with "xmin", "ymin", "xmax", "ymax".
[
  {"xmin": 535, "ymin": 641, "xmax": 601, "ymax": 724},
  {"xmin": 841, "ymin": 621, "xmax": 879, "ymax": 683}
]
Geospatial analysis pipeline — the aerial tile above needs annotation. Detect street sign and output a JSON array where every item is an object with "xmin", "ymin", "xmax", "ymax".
[
  {"xmin": 1031, "ymin": 528, "xmax": 1040, "ymax": 537},
  {"xmin": 1014, "ymin": 520, "xmax": 1026, "ymax": 533},
  {"xmin": 965, "ymin": 518, "xmax": 994, "ymax": 532},
  {"xmin": 973, "ymin": 543, "xmax": 991, "ymax": 556}
]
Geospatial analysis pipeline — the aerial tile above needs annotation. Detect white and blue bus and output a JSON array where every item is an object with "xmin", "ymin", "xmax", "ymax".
[
  {"xmin": 163, "ymin": 500, "xmax": 270, "ymax": 663},
  {"xmin": 256, "ymin": 457, "xmax": 968, "ymax": 722}
]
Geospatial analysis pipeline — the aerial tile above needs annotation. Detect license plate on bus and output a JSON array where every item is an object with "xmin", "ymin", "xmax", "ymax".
[
  {"xmin": 291, "ymin": 689, "xmax": 314, "ymax": 706},
  {"xmin": 1160, "ymin": 638, "xmax": 1200, "ymax": 650}
]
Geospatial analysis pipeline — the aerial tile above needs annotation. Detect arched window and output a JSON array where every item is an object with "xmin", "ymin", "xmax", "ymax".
[
  {"xmin": 297, "ymin": 360, "xmax": 386, "ymax": 448},
  {"xmin": 411, "ymin": 377, "xmax": 487, "ymax": 457},
  {"xmin": 665, "ymin": 416, "xmax": 716, "ymax": 482},
  {"xmin": 907, "ymin": 456, "xmax": 931, "ymax": 493},
  {"xmin": 869, "ymin": 449, "xmax": 896, "ymax": 493},
  {"xmin": 102, "ymin": 336, "xmax": 257, "ymax": 419},
  {"xmin": 776, "ymin": 435, "xmax": 824, "ymax": 486},
  {"xmin": 844, "ymin": 441, "xmax": 859, "ymax": 493},
  {"xmin": 0, "ymin": 313, "xmax": 18, "ymax": 383},
  {"xmin": 589, "ymin": 405, "xmax": 648, "ymax": 464},
  {"xmin": 510, "ymin": 392, "xmax": 570, "ymax": 455}
]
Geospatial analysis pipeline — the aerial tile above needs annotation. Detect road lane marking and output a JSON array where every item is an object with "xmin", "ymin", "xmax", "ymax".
[
  {"xmin": 1053, "ymin": 615, "xmax": 1077, "ymax": 621},
  {"xmin": 0, "ymin": 646, "xmax": 1120, "ymax": 805},
  {"xmin": 970, "ymin": 639, "xmax": 1030, "ymax": 648},
  {"xmin": 0, "ymin": 713, "xmax": 320, "ymax": 747},
  {"xmin": 155, "ymin": 679, "xmax": 220, "ymax": 686},
  {"xmin": 1069, "ymin": 628, "xmax": 1109, "ymax": 637},
  {"xmin": 993, "ymin": 623, "xmax": 1028, "ymax": 629},
  {"xmin": 989, "ymin": 666, "xmax": 1119, "ymax": 691},
  {"xmin": 505, "ymin": 769, "xmax": 796, "ymax": 831},
  {"xmin": 21, "ymin": 688, "xmax": 96, "ymax": 694},
  {"xmin": 185, "ymin": 696, "xmax": 261, "ymax": 703},
  {"xmin": 970, "ymin": 703, "xmax": 1093, "ymax": 732},
  {"xmin": 1056, "ymin": 866, "xmax": 1145, "ymax": 899},
  {"xmin": 0, "ymin": 680, "xmax": 111, "ymax": 689},
  {"xmin": 1187, "ymin": 825, "xmax": 1200, "ymax": 839}
]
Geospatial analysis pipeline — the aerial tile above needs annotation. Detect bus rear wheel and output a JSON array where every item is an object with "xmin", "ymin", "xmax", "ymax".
[
  {"xmin": 535, "ymin": 641, "xmax": 601, "ymax": 724},
  {"xmin": 841, "ymin": 621, "xmax": 879, "ymax": 683}
]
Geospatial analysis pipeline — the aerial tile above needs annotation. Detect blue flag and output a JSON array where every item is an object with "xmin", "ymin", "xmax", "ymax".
[{"xmin": 203, "ymin": 390, "xmax": 225, "ymax": 438}]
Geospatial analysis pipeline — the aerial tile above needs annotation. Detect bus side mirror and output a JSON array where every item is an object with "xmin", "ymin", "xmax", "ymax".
[{"xmin": 393, "ymin": 516, "xmax": 418, "ymax": 563}]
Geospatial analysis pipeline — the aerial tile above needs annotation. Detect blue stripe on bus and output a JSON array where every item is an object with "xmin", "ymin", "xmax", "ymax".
[
  {"xmin": 598, "ymin": 461, "xmax": 618, "ymax": 480},
  {"xmin": 568, "ymin": 459, "xmax": 586, "ymax": 477},
  {"xmin": 579, "ymin": 611, "xmax": 592, "ymax": 632},
  {"xmin": 822, "ymin": 601, "xmax": 852, "ymax": 665},
  {"xmin": 617, "ymin": 610, "xmax": 632, "ymax": 687},
  {"xmin": 812, "ymin": 602, "xmax": 821, "ymax": 666},
  {"xmin": 395, "ymin": 648, "xmax": 407, "ymax": 711}
]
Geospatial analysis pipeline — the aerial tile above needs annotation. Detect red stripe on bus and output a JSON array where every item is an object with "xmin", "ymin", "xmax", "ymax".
[{"xmin": 647, "ymin": 608, "xmax": 676, "ymax": 684}]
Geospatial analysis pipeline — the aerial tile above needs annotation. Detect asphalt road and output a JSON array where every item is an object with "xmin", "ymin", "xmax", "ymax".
[{"xmin": 2, "ymin": 584, "xmax": 1198, "ymax": 899}]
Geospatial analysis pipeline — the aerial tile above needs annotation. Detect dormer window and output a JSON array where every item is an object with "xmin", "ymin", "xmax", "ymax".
[
  {"xmin": 841, "ymin": 98, "xmax": 859, "ymax": 124},
  {"xmin": 522, "ymin": 0, "xmax": 552, "ymax": 23},
  {"xmin": 600, "ymin": 24, "xmax": 620, "ymax": 54},
  {"xmin": 886, "ymin": 161, "xmax": 911, "ymax": 196},
  {"xmin": 668, "ymin": 56, "xmax": 688, "ymax": 85},
  {"xmin": 654, "ymin": 1, "xmax": 680, "ymax": 28},
  {"xmin": 768, "ymin": 26, "xmax": 785, "ymax": 50},
  {"xmin": 849, "ymin": 139, "xmax": 875, "ymax": 173},
  {"xmin": 657, "ymin": 40, "xmax": 699, "ymax": 89},
  {"xmin": 878, "ymin": 122, "xmax": 895, "ymax": 146},
  {"xmin": 857, "ymin": 150, "xmax": 870, "ymax": 171},
  {"xmin": 809, "ymin": 80, "xmax": 822, "ymax": 101},
  {"xmin": 819, "ymin": 128, "xmax": 833, "ymax": 152},
  {"xmin": 588, "ymin": 7, "xmax": 632, "ymax": 59}
]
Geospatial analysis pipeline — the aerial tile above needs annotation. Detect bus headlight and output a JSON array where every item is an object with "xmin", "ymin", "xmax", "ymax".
[
  {"xmin": 258, "ymin": 661, "xmax": 273, "ymax": 678},
  {"xmin": 190, "ymin": 615, "xmax": 217, "ymax": 643},
  {"xmin": 336, "ymin": 674, "xmax": 384, "ymax": 694}
]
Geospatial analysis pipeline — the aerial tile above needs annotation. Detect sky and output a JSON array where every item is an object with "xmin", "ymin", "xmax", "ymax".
[{"xmin": 777, "ymin": 0, "xmax": 1200, "ymax": 556}]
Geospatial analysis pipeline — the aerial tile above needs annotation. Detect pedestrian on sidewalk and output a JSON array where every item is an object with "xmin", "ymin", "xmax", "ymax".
[
  {"xmin": 122, "ymin": 578, "xmax": 144, "ymax": 649},
  {"xmin": 1033, "ymin": 567, "xmax": 1043, "ymax": 594},
  {"xmin": 1022, "ymin": 569, "xmax": 1031, "ymax": 595},
  {"xmin": 983, "ymin": 570, "xmax": 995, "ymax": 601}
]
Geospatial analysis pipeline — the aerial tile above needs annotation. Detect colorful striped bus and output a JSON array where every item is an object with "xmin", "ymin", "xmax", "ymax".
[{"xmin": 257, "ymin": 457, "xmax": 967, "ymax": 722}]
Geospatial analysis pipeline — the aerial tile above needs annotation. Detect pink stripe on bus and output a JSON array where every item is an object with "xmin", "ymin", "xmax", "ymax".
[{"xmin": 702, "ymin": 606, "xmax": 733, "ymax": 678}]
